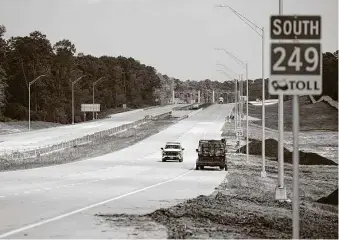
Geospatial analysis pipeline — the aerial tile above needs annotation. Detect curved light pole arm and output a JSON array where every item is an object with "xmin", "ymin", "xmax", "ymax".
[
  {"xmin": 71, "ymin": 75, "xmax": 87, "ymax": 124},
  {"xmin": 30, "ymin": 74, "xmax": 46, "ymax": 86},
  {"xmin": 216, "ymin": 4, "xmax": 263, "ymax": 36},
  {"xmin": 28, "ymin": 74, "xmax": 47, "ymax": 131},
  {"xmin": 216, "ymin": 63, "xmax": 239, "ymax": 76},
  {"xmin": 216, "ymin": 69, "xmax": 236, "ymax": 80},
  {"xmin": 215, "ymin": 48, "xmax": 246, "ymax": 67}
]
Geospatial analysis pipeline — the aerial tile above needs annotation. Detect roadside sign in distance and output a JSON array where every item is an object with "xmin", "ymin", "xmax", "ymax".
[{"xmin": 236, "ymin": 129, "xmax": 243, "ymax": 137}]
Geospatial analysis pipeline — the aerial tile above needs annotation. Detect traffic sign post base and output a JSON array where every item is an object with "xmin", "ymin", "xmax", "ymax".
[
  {"xmin": 260, "ymin": 170, "xmax": 267, "ymax": 178},
  {"xmin": 275, "ymin": 186, "xmax": 288, "ymax": 200}
]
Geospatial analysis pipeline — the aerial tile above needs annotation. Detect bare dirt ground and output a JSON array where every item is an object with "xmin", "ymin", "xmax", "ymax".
[
  {"xmin": 248, "ymin": 96, "xmax": 338, "ymax": 131},
  {"xmin": 0, "ymin": 117, "xmax": 178, "ymax": 172}
]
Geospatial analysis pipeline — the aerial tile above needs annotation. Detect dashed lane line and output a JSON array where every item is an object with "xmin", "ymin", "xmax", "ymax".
[
  {"xmin": 0, "ymin": 168, "xmax": 194, "ymax": 239},
  {"xmin": 0, "ymin": 166, "xmax": 119, "ymax": 199}
]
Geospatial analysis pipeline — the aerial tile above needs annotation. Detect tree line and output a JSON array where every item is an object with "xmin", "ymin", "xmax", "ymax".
[{"xmin": 0, "ymin": 25, "xmax": 337, "ymax": 124}]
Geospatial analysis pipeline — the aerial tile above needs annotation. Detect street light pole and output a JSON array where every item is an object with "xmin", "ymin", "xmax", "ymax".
[
  {"xmin": 28, "ymin": 75, "xmax": 46, "ymax": 131},
  {"xmin": 216, "ymin": 68, "xmax": 238, "ymax": 131},
  {"xmin": 71, "ymin": 75, "xmax": 86, "ymax": 125},
  {"xmin": 246, "ymin": 63, "xmax": 249, "ymax": 162},
  {"xmin": 215, "ymin": 48, "xmax": 249, "ymax": 162},
  {"xmin": 92, "ymin": 76, "xmax": 105, "ymax": 120},
  {"xmin": 215, "ymin": 4, "xmax": 267, "ymax": 177}
]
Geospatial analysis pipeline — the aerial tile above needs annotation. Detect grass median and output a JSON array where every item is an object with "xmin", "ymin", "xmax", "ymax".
[
  {"xmin": 0, "ymin": 117, "xmax": 179, "ymax": 172},
  {"xmin": 248, "ymin": 96, "xmax": 338, "ymax": 131}
]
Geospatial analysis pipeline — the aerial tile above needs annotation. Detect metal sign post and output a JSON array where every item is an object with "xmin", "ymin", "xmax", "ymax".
[
  {"xmin": 269, "ymin": 15, "xmax": 322, "ymax": 239},
  {"xmin": 276, "ymin": 0, "xmax": 288, "ymax": 202}
]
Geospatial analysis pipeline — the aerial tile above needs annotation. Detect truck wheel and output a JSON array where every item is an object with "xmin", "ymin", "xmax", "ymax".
[
  {"xmin": 195, "ymin": 165, "xmax": 199, "ymax": 170},
  {"xmin": 179, "ymin": 158, "xmax": 183, "ymax": 162},
  {"xmin": 162, "ymin": 159, "xmax": 166, "ymax": 162},
  {"xmin": 225, "ymin": 165, "xmax": 228, "ymax": 171},
  {"xmin": 219, "ymin": 166, "xmax": 225, "ymax": 170}
]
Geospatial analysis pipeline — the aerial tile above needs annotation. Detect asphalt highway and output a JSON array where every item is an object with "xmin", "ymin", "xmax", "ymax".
[
  {"xmin": 0, "ymin": 103, "xmax": 234, "ymax": 238},
  {"xmin": 0, "ymin": 104, "xmax": 183, "ymax": 154}
]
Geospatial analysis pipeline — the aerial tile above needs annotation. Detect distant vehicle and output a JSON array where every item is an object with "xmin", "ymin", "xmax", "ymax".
[
  {"xmin": 192, "ymin": 103, "xmax": 199, "ymax": 110},
  {"xmin": 195, "ymin": 139, "xmax": 227, "ymax": 170},
  {"xmin": 218, "ymin": 97, "xmax": 224, "ymax": 104},
  {"xmin": 161, "ymin": 142, "xmax": 184, "ymax": 162}
]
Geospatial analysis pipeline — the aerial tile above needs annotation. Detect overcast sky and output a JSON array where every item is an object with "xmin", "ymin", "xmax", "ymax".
[{"xmin": 0, "ymin": 0, "xmax": 337, "ymax": 81}]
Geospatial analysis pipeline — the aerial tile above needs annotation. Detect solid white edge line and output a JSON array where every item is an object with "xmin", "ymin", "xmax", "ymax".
[{"xmin": 0, "ymin": 168, "xmax": 193, "ymax": 239}]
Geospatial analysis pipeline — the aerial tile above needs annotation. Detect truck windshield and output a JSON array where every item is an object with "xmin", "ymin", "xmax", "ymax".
[{"xmin": 165, "ymin": 145, "xmax": 180, "ymax": 149}]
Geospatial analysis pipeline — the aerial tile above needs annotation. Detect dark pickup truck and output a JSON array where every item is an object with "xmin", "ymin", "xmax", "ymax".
[{"xmin": 195, "ymin": 139, "xmax": 227, "ymax": 171}]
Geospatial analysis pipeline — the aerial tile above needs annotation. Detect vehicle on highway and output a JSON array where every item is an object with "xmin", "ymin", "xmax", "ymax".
[
  {"xmin": 161, "ymin": 142, "xmax": 185, "ymax": 162},
  {"xmin": 191, "ymin": 103, "xmax": 200, "ymax": 110},
  {"xmin": 195, "ymin": 139, "xmax": 227, "ymax": 170},
  {"xmin": 218, "ymin": 97, "xmax": 224, "ymax": 104}
]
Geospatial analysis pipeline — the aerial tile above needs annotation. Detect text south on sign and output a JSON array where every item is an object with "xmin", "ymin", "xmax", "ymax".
[
  {"xmin": 272, "ymin": 18, "xmax": 320, "ymax": 38},
  {"xmin": 271, "ymin": 15, "xmax": 321, "ymax": 40}
]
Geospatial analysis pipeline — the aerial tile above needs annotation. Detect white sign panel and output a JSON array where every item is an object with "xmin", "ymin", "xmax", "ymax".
[
  {"xmin": 81, "ymin": 104, "xmax": 100, "ymax": 112},
  {"xmin": 236, "ymin": 129, "xmax": 243, "ymax": 137},
  {"xmin": 269, "ymin": 15, "xmax": 322, "ymax": 96}
]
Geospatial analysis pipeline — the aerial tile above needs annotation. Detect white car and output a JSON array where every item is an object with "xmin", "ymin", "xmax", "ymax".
[{"xmin": 161, "ymin": 142, "xmax": 184, "ymax": 162}]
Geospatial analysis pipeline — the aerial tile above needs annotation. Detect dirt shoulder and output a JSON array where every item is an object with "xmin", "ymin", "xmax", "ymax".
[
  {"xmin": 0, "ymin": 117, "xmax": 178, "ymax": 172},
  {"xmin": 248, "ymin": 96, "xmax": 338, "ymax": 131}
]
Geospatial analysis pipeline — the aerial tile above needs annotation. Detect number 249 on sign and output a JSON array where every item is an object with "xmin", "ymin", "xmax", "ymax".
[{"xmin": 270, "ymin": 43, "xmax": 321, "ymax": 76}]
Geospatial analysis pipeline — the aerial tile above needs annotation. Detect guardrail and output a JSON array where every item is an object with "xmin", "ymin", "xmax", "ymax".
[{"xmin": 0, "ymin": 111, "xmax": 172, "ymax": 161}]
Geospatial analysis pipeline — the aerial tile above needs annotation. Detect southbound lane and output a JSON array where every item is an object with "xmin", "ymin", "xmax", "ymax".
[{"xmin": 0, "ymin": 104, "xmax": 234, "ymax": 238}]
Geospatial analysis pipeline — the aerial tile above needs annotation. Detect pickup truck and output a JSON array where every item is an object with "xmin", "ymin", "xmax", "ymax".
[{"xmin": 161, "ymin": 142, "xmax": 184, "ymax": 162}]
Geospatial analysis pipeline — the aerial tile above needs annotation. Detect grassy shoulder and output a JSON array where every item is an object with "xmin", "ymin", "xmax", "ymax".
[
  {"xmin": 248, "ymin": 96, "xmax": 338, "ymax": 131},
  {"xmin": 0, "ymin": 118, "xmax": 178, "ymax": 172}
]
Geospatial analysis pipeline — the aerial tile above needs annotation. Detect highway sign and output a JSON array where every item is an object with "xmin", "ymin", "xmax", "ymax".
[
  {"xmin": 270, "ymin": 15, "xmax": 321, "ymax": 40},
  {"xmin": 269, "ymin": 43, "xmax": 322, "ymax": 95},
  {"xmin": 269, "ymin": 15, "xmax": 322, "ymax": 95},
  {"xmin": 81, "ymin": 104, "xmax": 100, "ymax": 112},
  {"xmin": 236, "ymin": 129, "xmax": 243, "ymax": 137}
]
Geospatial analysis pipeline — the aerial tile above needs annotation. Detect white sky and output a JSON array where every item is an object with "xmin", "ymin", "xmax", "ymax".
[{"xmin": 0, "ymin": 0, "xmax": 337, "ymax": 81}]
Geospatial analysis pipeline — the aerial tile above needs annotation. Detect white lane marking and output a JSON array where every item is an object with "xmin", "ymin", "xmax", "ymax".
[
  {"xmin": 0, "ymin": 196, "xmax": 5, "ymax": 198},
  {"xmin": 44, "ymin": 188, "xmax": 51, "ymax": 190},
  {"xmin": 0, "ymin": 169, "xmax": 193, "ymax": 239},
  {"xmin": 23, "ymin": 191, "xmax": 30, "ymax": 194}
]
